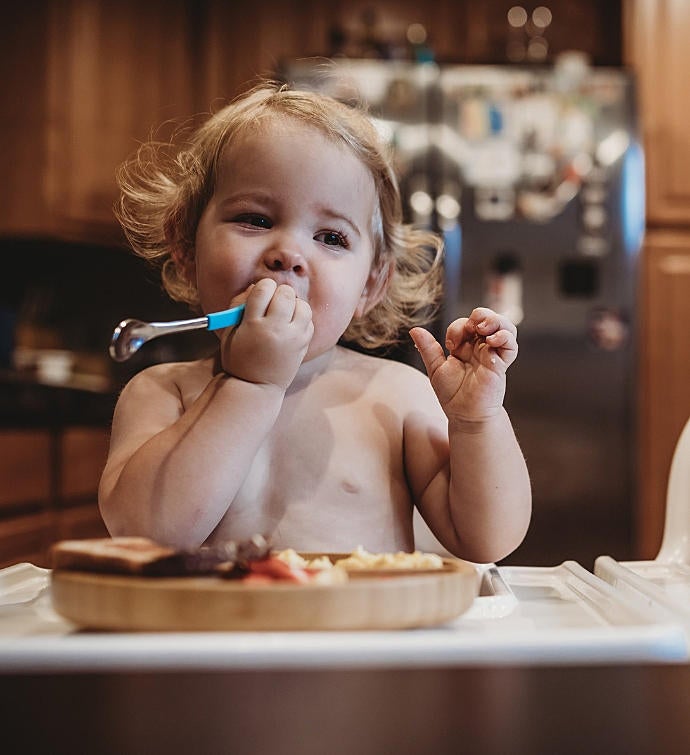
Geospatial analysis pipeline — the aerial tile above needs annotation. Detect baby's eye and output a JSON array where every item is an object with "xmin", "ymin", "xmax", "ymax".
[
  {"xmin": 233, "ymin": 213, "xmax": 272, "ymax": 228},
  {"xmin": 315, "ymin": 230, "xmax": 349, "ymax": 248}
]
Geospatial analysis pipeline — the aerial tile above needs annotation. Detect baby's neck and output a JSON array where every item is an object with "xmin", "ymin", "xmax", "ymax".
[{"xmin": 289, "ymin": 347, "xmax": 338, "ymax": 392}]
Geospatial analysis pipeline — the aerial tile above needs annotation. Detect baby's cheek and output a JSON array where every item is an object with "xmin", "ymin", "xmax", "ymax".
[{"xmin": 304, "ymin": 305, "xmax": 345, "ymax": 351}]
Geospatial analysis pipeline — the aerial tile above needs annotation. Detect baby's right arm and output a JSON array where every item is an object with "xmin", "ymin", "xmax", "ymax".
[{"xmin": 99, "ymin": 280, "xmax": 313, "ymax": 548}]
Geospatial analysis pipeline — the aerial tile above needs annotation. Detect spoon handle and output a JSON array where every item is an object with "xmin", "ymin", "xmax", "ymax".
[{"xmin": 206, "ymin": 304, "xmax": 245, "ymax": 330}]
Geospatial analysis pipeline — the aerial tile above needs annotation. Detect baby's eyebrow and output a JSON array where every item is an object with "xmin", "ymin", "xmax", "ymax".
[
  {"xmin": 316, "ymin": 206, "xmax": 361, "ymax": 237},
  {"xmin": 218, "ymin": 192, "xmax": 273, "ymax": 209}
]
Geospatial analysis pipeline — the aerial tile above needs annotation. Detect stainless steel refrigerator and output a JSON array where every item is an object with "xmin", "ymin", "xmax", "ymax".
[{"xmin": 282, "ymin": 59, "xmax": 645, "ymax": 566}]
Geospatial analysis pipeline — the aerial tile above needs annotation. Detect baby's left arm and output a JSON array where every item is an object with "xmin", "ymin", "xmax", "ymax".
[{"xmin": 408, "ymin": 308, "xmax": 531, "ymax": 563}]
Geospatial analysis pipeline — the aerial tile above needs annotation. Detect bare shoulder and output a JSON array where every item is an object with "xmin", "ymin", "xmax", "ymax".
[
  {"xmin": 116, "ymin": 358, "xmax": 215, "ymax": 410},
  {"xmin": 108, "ymin": 358, "xmax": 216, "ymax": 455},
  {"xmin": 334, "ymin": 347, "xmax": 438, "ymax": 408}
]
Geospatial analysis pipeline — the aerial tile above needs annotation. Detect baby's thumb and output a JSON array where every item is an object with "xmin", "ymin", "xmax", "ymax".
[{"xmin": 409, "ymin": 327, "xmax": 445, "ymax": 378}]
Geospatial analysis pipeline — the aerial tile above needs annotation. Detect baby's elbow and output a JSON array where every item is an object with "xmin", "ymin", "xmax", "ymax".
[
  {"xmin": 488, "ymin": 518, "xmax": 531, "ymax": 564},
  {"xmin": 473, "ymin": 538, "xmax": 523, "ymax": 565},
  {"xmin": 97, "ymin": 477, "xmax": 151, "ymax": 542},
  {"xmin": 449, "ymin": 520, "xmax": 531, "ymax": 565},
  {"xmin": 97, "ymin": 479, "xmax": 118, "ymax": 537}
]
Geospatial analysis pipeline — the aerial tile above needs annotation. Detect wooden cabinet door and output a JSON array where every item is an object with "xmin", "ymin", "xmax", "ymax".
[
  {"xmin": 625, "ymin": 0, "xmax": 690, "ymax": 225},
  {"xmin": 43, "ymin": 0, "xmax": 198, "ymax": 239},
  {"xmin": 60, "ymin": 427, "xmax": 110, "ymax": 502},
  {"xmin": 0, "ymin": 430, "xmax": 52, "ymax": 512},
  {"xmin": 199, "ymin": 0, "xmax": 328, "ymax": 107},
  {"xmin": 0, "ymin": 6, "xmax": 52, "ymax": 237},
  {"xmin": 638, "ymin": 230, "xmax": 690, "ymax": 556},
  {"xmin": 0, "ymin": 429, "xmax": 52, "ymax": 568}
]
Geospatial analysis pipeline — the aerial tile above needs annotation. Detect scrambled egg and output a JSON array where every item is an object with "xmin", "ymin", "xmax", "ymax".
[{"xmin": 275, "ymin": 545, "xmax": 444, "ymax": 572}]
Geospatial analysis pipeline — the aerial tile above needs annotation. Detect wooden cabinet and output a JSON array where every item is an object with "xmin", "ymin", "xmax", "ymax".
[
  {"xmin": 43, "ymin": 0, "xmax": 198, "ymax": 238},
  {"xmin": 60, "ymin": 426, "xmax": 111, "ymax": 500},
  {"xmin": 624, "ymin": 2, "xmax": 690, "ymax": 555},
  {"xmin": 624, "ymin": 0, "xmax": 690, "ymax": 226},
  {"xmin": 0, "ymin": 5, "xmax": 52, "ymax": 238},
  {"xmin": 0, "ymin": 512, "xmax": 55, "ymax": 570},
  {"xmin": 0, "ymin": 431, "xmax": 51, "ymax": 513},
  {"xmin": 199, "ymin": 0, "xmax": 327, "ymax": 109},
  {"xmin": 0, "ymin": 426, "xmax": 110, "ymax": 568},
  {"xmin": 0, "ymin": 0, "xmax": 198, "ymax": 242},
  {"xmin": 637, "ymin": 231, "xmax": 690, "ymax": 556}
]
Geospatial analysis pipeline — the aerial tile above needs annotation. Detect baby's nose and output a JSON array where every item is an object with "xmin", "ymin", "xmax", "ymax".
[{"xmin": 263, "ymin": 247, "xmax": 306, "ymax": 275}]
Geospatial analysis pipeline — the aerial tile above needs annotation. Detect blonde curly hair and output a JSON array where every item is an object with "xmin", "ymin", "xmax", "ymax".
[{"xmin": 115, "ymin": 81, "xmax": 444, "ymax": 349}]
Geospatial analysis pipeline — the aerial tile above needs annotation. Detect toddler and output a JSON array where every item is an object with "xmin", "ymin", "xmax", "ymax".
[{"xmin": 99, "ymin": 82, "xmax": 531, "ymax": 563}]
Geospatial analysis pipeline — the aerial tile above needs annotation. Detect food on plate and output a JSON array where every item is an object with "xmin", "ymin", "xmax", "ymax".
[
  {"xmin": 243, "ymin": 555, "xmax": 348, "ymax": 585},
  {"xmin": 50, "ymin": 536, "xmax": 348, "ymax": 584},
  {"xmin": 334, "ymin": 545, "xmax": 445, "ymax": 571},
  {"xmin": 273, "ymin": 549, "xmax": 335, "ymax": 570},
  {"xmin": 270, "ymin": 549, "xmax": 348, "ymax": 584},
  {"xmin": 50, "ymin": 537, "xmax": 445, "ymax": 585},
  {"xmin": 274, "ymin": 546, "xmax": 445, "ymax": 572},
  {"xmin": 50, "ymin": 535, "xmax": 271, "ymax": 577}
]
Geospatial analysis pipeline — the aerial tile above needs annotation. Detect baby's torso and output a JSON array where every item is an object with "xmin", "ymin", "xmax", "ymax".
[{"xmin": 178, "ymin": 348, "xmax": 419, "ymax": 552}]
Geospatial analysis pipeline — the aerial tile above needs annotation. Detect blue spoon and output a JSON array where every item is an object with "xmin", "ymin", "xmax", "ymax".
[{"xmin": 109, "ymin": 304, "xmax": 245, "ymax": 362}]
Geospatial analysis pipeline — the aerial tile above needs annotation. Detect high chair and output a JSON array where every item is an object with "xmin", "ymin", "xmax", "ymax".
[
  {"xmin": 657, "ymin": 415, "xmax": 690, "ymax": 563},
  {"xmin": 595, "ymin": 416, "xmax": 690, "ymax": 625}
]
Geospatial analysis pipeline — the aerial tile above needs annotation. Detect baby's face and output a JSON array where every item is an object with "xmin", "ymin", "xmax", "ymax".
[{"xmin": 192, "ymin": 117, "xmax": 380, "ymax": 361}]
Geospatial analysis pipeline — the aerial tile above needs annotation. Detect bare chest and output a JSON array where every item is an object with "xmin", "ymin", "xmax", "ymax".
[{"xmin": 209, "ymin": 387, "xmax": 414, "ymax": 551}]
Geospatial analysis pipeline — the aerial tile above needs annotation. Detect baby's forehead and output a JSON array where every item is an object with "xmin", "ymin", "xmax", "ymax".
[
  {"xmin": 229, "ymin": 112, "xmax": 330, "ymax": 147},
  {"xmin": 217, "ymin": 113, "xmax": 365, "ymax": 174}
]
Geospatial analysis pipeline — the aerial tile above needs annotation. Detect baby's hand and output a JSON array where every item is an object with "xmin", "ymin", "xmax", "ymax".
[
  {"xmin": 220, "ymin": 279, "xmax": 313, "ymax": 390},
  {"xmin": 410, "ymin": 307, "xmax": 518, "ymax": 423}
]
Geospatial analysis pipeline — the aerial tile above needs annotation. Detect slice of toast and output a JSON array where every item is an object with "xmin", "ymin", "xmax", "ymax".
[{"xmin": 50, "ymin": 535, "xmax": 270, "ymax": 576}]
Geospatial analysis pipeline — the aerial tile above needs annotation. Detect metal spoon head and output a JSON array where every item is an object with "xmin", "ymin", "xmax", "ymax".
[{"xmin": 109, "ymin": 318, "xmax": 148, "ymax": 362}]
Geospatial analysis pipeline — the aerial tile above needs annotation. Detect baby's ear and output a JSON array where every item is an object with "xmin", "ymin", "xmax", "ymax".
[
  {"xmin": 355, "ymin": 258, "xmax": 393, "ymax": 318},
  {"xmin": 171, "ymin": 245, "xmax": 196, "ymax": 285}
]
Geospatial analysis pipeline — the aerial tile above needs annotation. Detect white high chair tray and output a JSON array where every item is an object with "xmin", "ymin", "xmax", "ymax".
[
  {"xmin": 0, "ymin": 560, "xmax": 686, "ymax": 671},
  {"xmin": 594, "ymin": 415, "xmax": 690, "ymax": 628},
  {"xmin": 595, "ymin": 557, "xmax": 690, "ymax": 625}
]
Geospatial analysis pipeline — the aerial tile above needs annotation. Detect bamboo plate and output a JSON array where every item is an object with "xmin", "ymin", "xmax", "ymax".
[{"xmin": 50, "ymin": 555, "xmax": 479, "ymax": 632}]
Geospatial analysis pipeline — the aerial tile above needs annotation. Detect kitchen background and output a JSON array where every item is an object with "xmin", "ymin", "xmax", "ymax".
[{"xmin": 1, "ymin": 0, "xmax": 689, "ymax": 571}]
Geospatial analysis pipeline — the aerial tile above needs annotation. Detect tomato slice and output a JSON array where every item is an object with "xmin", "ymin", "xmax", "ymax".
[{"xmin": 245, "ymin": 557, "xmax": 311, "ymax": 584}]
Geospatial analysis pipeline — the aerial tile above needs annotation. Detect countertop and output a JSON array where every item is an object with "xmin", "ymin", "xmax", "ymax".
[{"xmin": 0, "ymin": 368, "xmax": 117, "ymax": 427}]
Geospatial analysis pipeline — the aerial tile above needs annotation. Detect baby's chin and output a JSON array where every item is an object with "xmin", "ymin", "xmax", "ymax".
[{"xmin": 301, "ymin": 335, "xmax": 340, "ymax": 364}]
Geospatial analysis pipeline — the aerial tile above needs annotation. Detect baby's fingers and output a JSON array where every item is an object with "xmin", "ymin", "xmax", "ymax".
[
  {"xmin": 410, "ymin": 327, "xmax": 446, "ymax": 379},
  {"xmin": 485, "ymin": 328, "xmax": 518, "ymax": 366},
  {"xmin": 265, "ymin": 283, "xmax": 298, "ymax": 320},
  {"xmin": 469, "ymin": 307, "xmax": 518, "ymax": 338},
  {"xmin": 292, "ymin": 297, "xmax": 313, "ymax": 326},
  {"xmin": 244, "ymin": 278, "xmax": 278, "ymax": 319}
]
